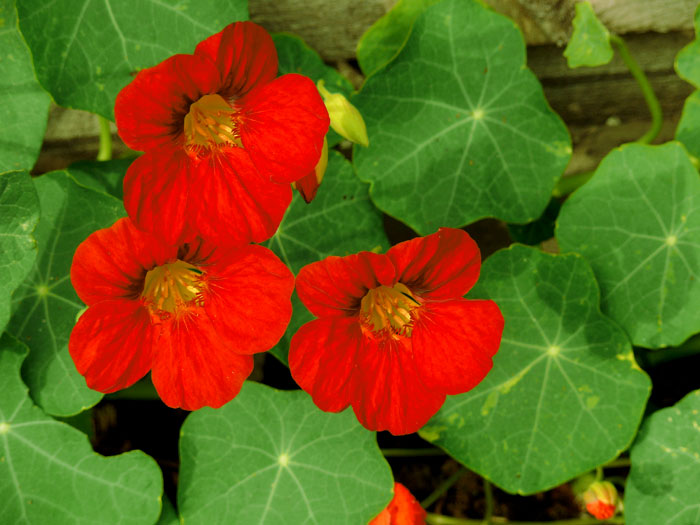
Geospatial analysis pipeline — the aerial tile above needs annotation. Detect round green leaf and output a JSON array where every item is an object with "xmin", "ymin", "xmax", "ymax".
[
  {"xmin": 0, "ymin": 170, "xmax": 39, "ymax": 333},
  {"xmin": 273, "ymin": 33, "xmax": 353, "ymax": 147},
  {"xmin": 675, "ymin": 4, "xmax": 700, "ymax": 89},
  {"xmin": 557, "ymin": 142, "xmax": 700, "ymax": 348},
  {"xmin": 16, "ymin": 0, "xmax": 248, "ymax": 120},
  {"xmin": 264, "ymin": 151, "xmax": 388, "ymax": 364},
  {"xmin": 420, "ymin": 245, "xmax": 651, "ymax": 494},
  {"xmin": 178, "ymin": 381, "xmax": 394, "ymax": 524},
  {"xmin": 626, "ymin": 390, "xmax": 700, "ymax": 525},
  {"xmin": 0, "ymin": 333, "xmax": 162, "ymax": 525},
  {"xmin": 0, "ymin": 0, "xmax": 50, "ymax": 172},
  {"xmin": 9, "ymin": 170, "xmax": 125, "ymax": 416},
  {"xmin": 563, "ymin": 1, "xmax": 613, "ymax": 68},
  {"xmin": 356, "ymin": 0, "xmax": 441, "ymax": 77},
  {"xmin": 353, "ymin": 0, "xmax": 571, "ymax": 235}
]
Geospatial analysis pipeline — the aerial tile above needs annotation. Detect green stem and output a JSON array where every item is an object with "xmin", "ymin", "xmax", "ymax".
[
  {"xmin": 609, "ymin": 33, "xmax": 662, "ymax": 145},
  {"xmin": 482, "ymin": 479, "xmax": 494, "ymax": 524},
  {"xmin": 381, "ymin": 448, "xmax": 446, "ymax": 457},
  {"xmin": 638, "ymin": 333, "xmax": 700, "ymax": 367},
  {"xmin": 552, "ymin": 170, "xmax": 593, "ymax": 198},
  {"xmin": 426, "ymin": 514, "xmax": 624, "ymax": 525},
  {"xmin": 604, "ymin": 457, "xmax": 631, "ymax": 469},
  {"xmin": 97, "ymin": 116, "xmax": 113, "ymax": 161},
  {"xmin": 595, "ymin": 466, "xmax": 603, "ymax": 482},
  {"xmin": 421, "ymin": 467, "xmax": 467, "ymax": 509}
]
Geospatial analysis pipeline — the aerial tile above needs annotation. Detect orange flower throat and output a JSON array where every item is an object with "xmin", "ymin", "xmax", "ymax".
[
  {"xmin": 184, "ymin": 94, "xmax": 242, "ymax": 155},
  {"xmin": 360, "ymin": 283, "xmax": 421, "ymax": 338},
  {"xmin": 142, "ymin": 260, "xmax": 207, "ymax": 319}
]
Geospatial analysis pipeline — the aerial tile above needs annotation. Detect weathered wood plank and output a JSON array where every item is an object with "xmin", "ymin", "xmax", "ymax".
[{"xmin": 248, "ymin": 0, "xmax": 698, "ymax": 60}]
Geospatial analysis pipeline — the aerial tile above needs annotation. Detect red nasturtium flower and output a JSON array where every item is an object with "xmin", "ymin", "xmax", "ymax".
[
  {"xmin": 69, "ymin": 217, "xmax": 294, "ymax": 410},
  {"xmin": 370, "ymin": 483, "xmax": 426, "ymax": 525},
  {"xmin": 289, "ymin": 228, "xmax": 504, "ymax": 435},
  {"xmin": 115, "ymin": 21, "xmax": 329, "ymax": 246}
]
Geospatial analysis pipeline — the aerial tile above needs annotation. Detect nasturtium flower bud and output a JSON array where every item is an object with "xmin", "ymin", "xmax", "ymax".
[
  {"xmin": 583, "ymin": 481, "xmax": 619, "ymax": 520},
  {"xmin": 317, "ymin": 79, "xmax": 369, "ymax": 147}
]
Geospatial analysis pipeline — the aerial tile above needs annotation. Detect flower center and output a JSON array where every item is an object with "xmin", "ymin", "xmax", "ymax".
[
  {"xmin": 141, "ymin": 259, "xmax": 206, "ymax": 319},
  {"xmin": 360, "ymin": 283, "xmax": 421, "ymax": 338},
  {"xmin": 184, "ymin": 94, "xmax": 241, "ymax": 155}
]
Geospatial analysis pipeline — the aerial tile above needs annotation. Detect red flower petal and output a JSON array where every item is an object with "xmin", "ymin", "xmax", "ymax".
[
  {"xmin": 69, "ymin": 300, "xmax": 154, "ymax": 393},
  {"xmin": 188, "ymin": 148, "xmax": 292, "ymax": 244},
  {"xmin": 351, "ymin": 335, "xmax": 445, "ymax": 435},
  {"xmin": 370, "ymin": 483, "xmax": 427, "ymax": 525},
  {"xmin": 411, "ymin": 299, "xmax": 503, "ymax": 395},
  {"xmin": 150, "ymin": 312, "xmax": 255, "ymax": 410},
  {"xmin": 295, "ymin": 170, "xmax": 320, "ymax": 204},
  {"xmin": 194, "ymin": 21, "xmax": 277, "ymax": 99},
  {"xmin": 289, "ymin": 316, "xmax": 361, "ymax": 413},
  {"xmin": 295, "ymin": 252, "xmax": 396, "ymax": 318},
  {"xmin": 204, "ymin": 244, "xmax": 294, "ymax": 353},
  {"xmin": 115, "ymin": 53, "xmax": 221, "ymax": 151},
  {"xmin": 238, "ymin": 74, "xmax": 330, "ymax": 183},
  {"xmin": 388, "ymin": 228, "xmax": 481, "ymax": 300},
  {"xmin": 123, "ymin": 148, "xmax": 193, "ymax": 246},
  {"xmin": 71, "ymin": 217, "xmax": 176, "ymax": 305}
]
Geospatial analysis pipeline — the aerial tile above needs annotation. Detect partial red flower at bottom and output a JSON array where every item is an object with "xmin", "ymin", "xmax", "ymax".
[
  {"xmin": 370, "ymin": 483, "xmax": 426, "ymax": 525},
  {"xmin": 69, "ymin": 217, "xmax": 294, "ymax": 410},
  {"xmin": 289, "ymin": 228, "xmax": 504, "ymax": 435}
]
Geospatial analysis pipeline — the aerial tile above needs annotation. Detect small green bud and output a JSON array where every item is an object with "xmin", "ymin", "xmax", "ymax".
[{"xmin": 317, "ymin": 80, "xmax": 369, "ymax": 147}]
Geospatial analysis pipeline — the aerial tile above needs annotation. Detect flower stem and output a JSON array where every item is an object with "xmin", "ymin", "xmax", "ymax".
[
  {"xmin": 604, "ymin": 457, "xmax": 631, "ymax": 469},
  {"xmin": 421, "ymin": 467, "xmax": 468, "ymax": 509},
  {"xmin": 426, "ymin": 514, "xmax": 625, "ymax": 525},
  {"xmin": 637, "ymin": 333, "xmax": 700, "ymax": 367},
  {"xmin": 97, "ymin": 116, "xmax": 113, "ymax": 161},
  {"xmin": 381, "ymin": 448, "xmax": 446, "ymax": 457},
  {"xmin": 609, "ymin": 34, "xmax": 662, "ymax": 145},
  {"xmin": 552, "ymin": 171, "xmax": 593, "ymax": 198}
]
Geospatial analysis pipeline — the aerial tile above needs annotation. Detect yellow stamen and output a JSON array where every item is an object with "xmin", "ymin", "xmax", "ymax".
[
  {"xmin": 184, "ymin": 94, "xmax": 242, "ymax": 156},
  {"xmin": 141, "ymin": 260, "xmax": 206, "ymax": 320},
  {"xmin": 360, "ymin": 283, "xmax": 421, "ymax": 339}
]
